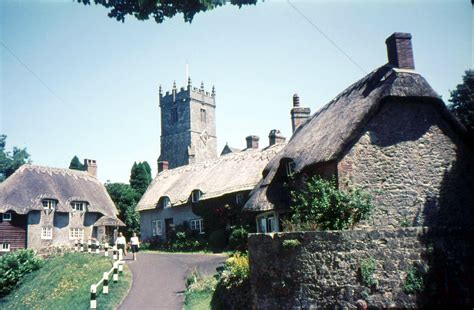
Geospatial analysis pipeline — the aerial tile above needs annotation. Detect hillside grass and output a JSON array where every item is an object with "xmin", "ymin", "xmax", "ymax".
[{"xmin": 0, "ymin": 252, "xmax": 131, "ymax": 309}]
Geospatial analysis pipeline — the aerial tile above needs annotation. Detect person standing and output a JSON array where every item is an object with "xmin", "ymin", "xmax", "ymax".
[
  {"xmin": 130, "ymin": 232, "xmax": 140, "ymax": 261},
  {"xmin": 116, "ymin": 232, "xmax": 128, "ymax": 256}
]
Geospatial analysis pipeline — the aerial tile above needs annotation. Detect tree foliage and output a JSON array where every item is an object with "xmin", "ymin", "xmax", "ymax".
[
  {"xmin": 285, "ymin": 175, "xmax": 374, "ymax": 231},
  {"xmin": 68, "ymin": 155, "xmax": 85, "ymax": 171},
  {"xmin": 77, "ymin": 0, "xmax": 258, "ymax": 24},
  {"xmin": 449, "ymin": 70, "xmax": 474, "ymax": 137},
  {"xmin": 0, "ymin": 135, "xmax": 31, "ymax": 182},
  {"xmin": 129, "ymin": 161, "xmax": 152, "ymax": 196},
  {"xmin": 105, "ymin": 182, "xmax": 140, "ymax": 237}
]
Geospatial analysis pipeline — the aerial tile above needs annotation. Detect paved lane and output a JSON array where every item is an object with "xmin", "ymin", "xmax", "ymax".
[{"xmin": 119, "ymin": 252, "xmax": 226, "ymax": 310}]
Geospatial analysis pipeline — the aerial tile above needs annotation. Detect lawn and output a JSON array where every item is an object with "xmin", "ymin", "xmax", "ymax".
[
  {"xmin": 184, "ymin": 289, "xmax": 213, "ymax": 310},
  {"xmin": 0, "ymin": 252, "xmax": 132, "ymax": 309}
]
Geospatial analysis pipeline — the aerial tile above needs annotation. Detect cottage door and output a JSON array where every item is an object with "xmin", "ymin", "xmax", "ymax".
[{"xmin": 164, "ymin": 218, "xmax": 174, "ymax": 240}]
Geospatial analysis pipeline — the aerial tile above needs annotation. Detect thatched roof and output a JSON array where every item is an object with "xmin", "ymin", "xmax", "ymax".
[
  {"xmin": 137, "ymin": 143, "xmax": 285, "ymax": 211},
  {"xmin": 0, "ymin": 165, "xmax": 120, "ymax": 218},
  {"xmin": 220, "ymin": 143, "xmax": 241, "ymax": 156},
  {"xmin": 244, "ymin": 65, "xmax": 463, "ymax": 212},
  {"xmin": 94, "ymin": 216, "xmax": 125, "ymax": 227}
]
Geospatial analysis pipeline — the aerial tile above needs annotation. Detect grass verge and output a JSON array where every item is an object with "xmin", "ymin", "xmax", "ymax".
[
  {"xmin": 0, "ymin": 252, "xmax": 131, "ymax": 310},
  {"xmin": 184, "ymin": 289, "xmax": 213, "ymax": 310},
  {"xmin": 184, "ymin": 271, "xmax": 217, "ymax": 310}
]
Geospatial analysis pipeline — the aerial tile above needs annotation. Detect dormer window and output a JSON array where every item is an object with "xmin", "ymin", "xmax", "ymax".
[
  {"xmin": 42, "ymin": 199, "xmax": 57, "ymax": 211},
  {"xmin": 71, "ymin": 201, "xmax": 87, "ymax": 212},
  {"xmin": 2, "ymin": 213, "xmax": 12, "ymax": 222},
  {"xmin": 160, "ymin": 197, "xmax": 171, "ymax": 208},
  {"xmin": 191, "ymin": 190, "xmax": 202, "ymax": 203},
  {"xmin": 286, "ymin": 160, "xmax": 296, "ymax": 177}
]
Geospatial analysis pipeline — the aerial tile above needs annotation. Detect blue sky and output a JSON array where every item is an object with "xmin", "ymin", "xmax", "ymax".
[{"xmin": 1, "ymin": 0, "xmax": 472, "ymax": 183}]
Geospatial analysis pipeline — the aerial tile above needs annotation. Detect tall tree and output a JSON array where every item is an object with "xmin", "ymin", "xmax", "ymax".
[
  {"xmin": 69, "ymin": 155, "xmax": 85, "ymax": 171},
  {"xmin": 0, "ymin": 135, "xmax": 31, "ymax": 182},
  {"xmin": 77, "ymin": 0, "xmax": 258, "ymax": 24},
  {"xmin": 105, "ymin": 182, "xmax": 141, "ymax": 237},
  {"xmin": 449, "ymin": 70, "xmax": 474, "ymax": 137},
  {"xmin": 130, "ymin": 161, "xmax": 152, "ymax": 196}
]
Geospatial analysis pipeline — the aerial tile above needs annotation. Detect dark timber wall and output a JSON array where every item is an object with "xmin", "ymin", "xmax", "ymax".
[{"xmin": 0, "ymin": 212, "xmax": 27, "ymax": 252}]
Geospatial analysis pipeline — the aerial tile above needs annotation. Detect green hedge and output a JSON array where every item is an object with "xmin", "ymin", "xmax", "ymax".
[{"xmin": 0, "ymin": 249, "xmax": 44, "ymax": 297}]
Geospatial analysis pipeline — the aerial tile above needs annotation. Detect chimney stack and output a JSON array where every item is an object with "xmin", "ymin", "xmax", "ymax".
[
  {"xmin": 268, "ymin": 129, "xmax": 286, "ymax": 146},
  {"xmin": 157, "ymin": 161, "xmax": 169, "ymax": 173},
  {"xmin": 385, "ymin": 32, "xmax": 415, "ymax": 70},
  {"xmin": 246, "ymin": 135, "xmax": 259, "ymax": 149},
  {"xmin": 83, "ymin": 159, "xmax": 97, "ymax": 177},
  {"xmin": 291, "ymin": 94, "xmax": 311, "ymax": 134}
]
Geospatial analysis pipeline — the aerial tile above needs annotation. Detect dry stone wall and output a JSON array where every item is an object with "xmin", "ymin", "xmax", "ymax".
[{"xmin": 248, "ymin": 228, "xmax": 474, "ymax": 309}]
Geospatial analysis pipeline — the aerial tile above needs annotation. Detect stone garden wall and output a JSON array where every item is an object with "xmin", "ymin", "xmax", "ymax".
[{"xmin": 248, "ymin": 228, "xmax": 474, "ymax": 309}]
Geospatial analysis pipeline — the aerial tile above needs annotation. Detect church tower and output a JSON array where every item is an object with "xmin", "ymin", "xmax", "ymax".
[{"xmin": 158, "ymin": 78, "xmax": 217, "ymax": 170}]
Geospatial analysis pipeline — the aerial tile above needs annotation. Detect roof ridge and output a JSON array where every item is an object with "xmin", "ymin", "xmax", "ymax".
[{"xmin": 19, "ymin": 164, "xmax": 100, "ymax": 183}]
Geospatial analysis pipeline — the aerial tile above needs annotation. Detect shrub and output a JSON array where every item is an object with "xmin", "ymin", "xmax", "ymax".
[
  {"xmin": 360, "ymin": 258, "xmax": 377, "ymax": 287},
  {"xmin": 211, "ymin": 253, "xmax": 250, "ymax": 310},
  {"xmin": 209, "ymin": 228, "xmax": 229, "ymax": 252},
  {"xmin": 0, "ymin": 249, "xmax": 44, "ymax": 297},
  {"xmin": 287, "ymin": 175, "xmax": 374, "ymax": 231},
  {"xmin": 228, "ymin": 226, "xmax": 248, "ymax": 252},
  {"xmin": 282, "ymin": 239, "xmax": 301, "ymax": 249},
  {"xmin": 404, "ymin": 266, "xmax": 424, "ymax": 294}
]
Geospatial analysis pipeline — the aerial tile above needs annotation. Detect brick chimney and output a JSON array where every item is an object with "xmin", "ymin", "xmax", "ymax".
[
  {"xmin": 291, "ymin": 94, "xmax": 311, "ymax": 134},
  {"xmin": 268, "ymin": 129, "xmax": 286, "ymax": 146},
  {"xmin": 83, "ymin": 159, "xmax": 97, "ymax": 177},
  {"xmin": 157, "ymin": 160, "xmax": 169, "ymax": 173},
  {"xmin": 385, "ymin": 32, "xmax": 415, "ymax": 69},
  {"xmin": 246, "ymin": 135, "xmax": 259, "ymax": 149}
]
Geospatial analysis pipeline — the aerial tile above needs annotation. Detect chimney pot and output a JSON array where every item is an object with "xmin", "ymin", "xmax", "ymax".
[
  {"xmin": 158, "ymin": 161, "xmax": 169, "ymax": 173},
  {"xmin": 246, "ymin": 135, "xmax": 259, "ymax": 149},
  {"xmin": 385, "ymin": 32, "xmax": 415, "ymax": 69},
  {"xmin": 83, "ymin": 159, "xmax": 97, "ymax": 177},
  {"xmin": 293, "ymin": 94, "xmax": 300, "ymax": 107}
]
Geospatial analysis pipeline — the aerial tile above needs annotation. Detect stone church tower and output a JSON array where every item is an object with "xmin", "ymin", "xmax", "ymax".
[{"xmin": 158, "ymin": 78, "xmax": 217, "ymax": 170}]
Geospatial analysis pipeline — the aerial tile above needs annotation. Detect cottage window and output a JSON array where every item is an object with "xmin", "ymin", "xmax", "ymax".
[
  {"xmin": 2, "ymin": 213, "xmax": 12, "ymax": 222},
  {"xmin": 42, "ymin": 199, "xmax": 57, "ymax": 211},
  {"xmin": 69, "ymin": 228, "xmax": 84, "ymax": 240},
  {"xmin": 161, "ymin": 197, "xmax": 171, "ymax": 208},
  {"xmin": 190, "ymin": 219, "xmax": 204, "ymax": 234},
  {"xmin": 152, "ymin": 220, "xmax": 163, "ymax": 236},
  {"xmin": 200, "ymin": 108, "xmax": 207, "ymax": 123},
  {"xmin": 0, "ymin": 243, "xmax": 10, "ymax": 252},
  {"xmin": 257, "ymin": 213, "xmax": 278, "ymax": 233},
  {"xmin": 236, "ymin": 193, "xmax": 244, "ymax": 205},
  {"xmin": 41, "ymin": 227, "xmax": 53, "ymax": 240},
  {"xmin": 286, "ymin": 160, "xmax": 296, "ymax": 177},
  {"xmin": 191, "ymin": 190, "xmax": 202, "ymax": 203},
  {"xmin": 71, "ymin": 201, "xmax": 87, "ymax": 212}
]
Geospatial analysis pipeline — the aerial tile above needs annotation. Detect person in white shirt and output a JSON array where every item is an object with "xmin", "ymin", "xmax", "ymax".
[
  {"xmin": 130, "ymin": 232, "xmax": 140, "ymax": 261},
  {"xmin": 116, "ymin": 232, "xmax": 127, "ymax": 256}
]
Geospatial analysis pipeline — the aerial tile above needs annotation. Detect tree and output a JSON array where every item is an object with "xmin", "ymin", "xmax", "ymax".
[
  {"xmin": 77, "ymin": 0, "xmax": 258, "ymax": 24},
  {"xmin": 129, "ymin": 161, "xmax": 152, "ymax": 196},
  {"xmin": 68, "ymin": 155, "xmax": 85, "ymax": 171},
  {"xmin": 105, "ymin": 182, "xmax": 141, "ymax": 237},
  {"xmin": 449, "ymin": 70, "xmax": 474, "ymax": 137},
  {"xmin": 0, "ymin": 135, "xmax": 31, "ymax": 182}
]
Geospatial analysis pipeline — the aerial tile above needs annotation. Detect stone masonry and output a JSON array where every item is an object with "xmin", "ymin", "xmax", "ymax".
[
  {"xmin": 158, "ymin": 82, "xmax": 217, "ymax": 169},
  {"xmin": 248, "ymin": 228, "xmax": 474, "ymax": 309}
]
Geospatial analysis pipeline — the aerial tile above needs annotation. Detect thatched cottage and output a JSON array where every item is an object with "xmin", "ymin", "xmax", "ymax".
[
  {"xmin": 0, "ymin": 160, "xmax": 124, "ymax": 253},
  {"xmin": 137, "ymin": 137, "xmax": 285, "ymax": 241},
  {"xmin": 244, "ymin": 33, "xmax": 474, "ymax": 231}
]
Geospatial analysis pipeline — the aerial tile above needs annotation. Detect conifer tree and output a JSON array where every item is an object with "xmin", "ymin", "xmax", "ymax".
[
  {"xmin": 69, "ymin": 155, "xmax": 85, "ymax": 171},
  {"xmin": 129, "ymin": 161, "xmax": 152, "ymax": 197}
]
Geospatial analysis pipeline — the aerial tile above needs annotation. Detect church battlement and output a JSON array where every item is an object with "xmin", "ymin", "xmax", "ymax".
[{"xmin": 159, "ymin": 79, "xmax": 215, "ymax": 107}]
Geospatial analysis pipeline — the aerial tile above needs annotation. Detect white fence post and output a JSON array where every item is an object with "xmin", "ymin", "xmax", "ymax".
[
  {"xmin": 90, "ymin": 284, "xmax": 97, "ymax": 309},
  {"xmin": 104, "ymin": 242, "xmax": 109, "ymax": 257},
  {"xmin": 95, "ymin": 241, "xmax": 100, "ymax": 254},
  {"xmin": 102, "ymin": 271, "xmax": 109, "ymax": 294},
  {"xmin": 113, "ymin": 246, "xmax": 117, "ymax": 260},
  {"xmin": 113, "ymin": 262, "xmax": 118, "ymax": 282}
]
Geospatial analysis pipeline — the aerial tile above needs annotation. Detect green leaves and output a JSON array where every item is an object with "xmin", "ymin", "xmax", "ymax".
[
  {"xmin": 288, "ymin": 175, "xmax": 374, "ymax": 231},
  {"xmin": 449, "ymin": 70, "xmax": 474, "ymax": 137},
  {"xmin": 0, "ymin": 135, "xmax": 31, "ymax": 182}
]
